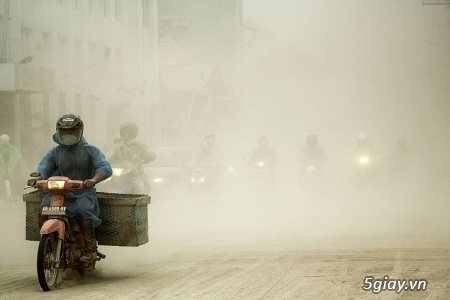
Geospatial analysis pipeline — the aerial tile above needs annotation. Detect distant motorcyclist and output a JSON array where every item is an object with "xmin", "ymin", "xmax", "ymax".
[
  {"xmin": 352, "ymin": 133, "xmax": 377, "ymax": 161},
  {"xmin": 351, "ymin": 133, "xmax": 379, "ymax": 188},
  {"xmin": 249, "ymin": 135, "xmax": 277, "ymax": 170},
  {"xmin": 0, "ymin": 134, "xmax": 26, "ymax": 200},
  {"xmin": 203, "ymin": 132, "xmax": 226, "ymax": 169},
  {"xmin": 195, "ymin": 140, "xmax": 224, "ymax": 170},
  {"xmin": 297, "ymin": 135, "xmax": 327, "ymax": 186},
  {"xmin": 248, "ymin": 135, "xmax": 277, "ymax": 190},
  {"xmin": 192, "ymin": 134, "xmax": 226, "ymax": 191},
  {"xmin": 106, "ymin": 121, "xmax": 155, "ymax": 194},
  {"xmin": 298, "ymin": 135, "xmax": 327, "ymax": 165}
]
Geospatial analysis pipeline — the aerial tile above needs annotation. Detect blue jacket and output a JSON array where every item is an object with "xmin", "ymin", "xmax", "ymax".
[{"xmin": 37, "ymin": 134, "xmax": 112, "ymax": 227}]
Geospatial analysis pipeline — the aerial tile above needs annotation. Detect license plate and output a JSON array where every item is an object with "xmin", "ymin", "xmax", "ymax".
[{"xmin": 41, "ymin": 206, "xmax": 67, "ymax": 216}]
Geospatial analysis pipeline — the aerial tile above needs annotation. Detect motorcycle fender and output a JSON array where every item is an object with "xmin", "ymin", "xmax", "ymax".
[{"xmin": 40, "ymin": 219, "xmax": 66, "ymax": 240}]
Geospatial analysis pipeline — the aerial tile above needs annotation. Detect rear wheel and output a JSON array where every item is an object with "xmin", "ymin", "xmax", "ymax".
[{"xmin": 37, "ymin": 233, "xmax": 61, "ymax": 291}]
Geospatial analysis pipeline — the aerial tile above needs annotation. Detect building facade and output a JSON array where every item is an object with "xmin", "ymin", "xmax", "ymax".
[
  {"xmin": 158, "ymin": 0, "xmax": 243, "ymax": 145},
  {"xmin": 0, "ymin": 0, "xmax": 158, "ymax": 167}
]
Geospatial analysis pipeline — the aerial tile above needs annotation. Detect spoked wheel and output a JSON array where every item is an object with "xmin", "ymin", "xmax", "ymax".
[{"xmin": 37, "ymin": 233, "xmax": 61, "ymax": 291}]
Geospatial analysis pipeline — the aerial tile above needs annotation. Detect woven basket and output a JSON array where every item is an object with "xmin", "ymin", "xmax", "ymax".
[{"xmin": 23, "ymin": 190, "xmax": 151, "ymax": 247}]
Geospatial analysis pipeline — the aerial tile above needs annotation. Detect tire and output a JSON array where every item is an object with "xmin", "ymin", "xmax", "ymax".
[
  {"xmin": 37, "ymin": 233, "xmax": 61, "ymax": 291},
  {"xmin": 76, "ymin": 268, "xmax": 85, "ymax": 277}
]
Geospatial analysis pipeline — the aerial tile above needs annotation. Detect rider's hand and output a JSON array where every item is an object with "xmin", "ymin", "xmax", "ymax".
[
  {"xmin": 83, "ymin": 179, "xmax": 96, "ymax": 188},
  {"xmin": 27, "ymin": 179, "xmax": 38, "ymax": 187}
]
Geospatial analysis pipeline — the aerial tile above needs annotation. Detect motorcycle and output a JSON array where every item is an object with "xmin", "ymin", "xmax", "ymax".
[
  {"xmin": 297, "ymin": 158, "xmax": 326, "ymax": 189},
  {"xmin": 188, "ymin": 164, "xmax": 229, "ymax": 200},
  {"xmin": 188, "ymin": 166, "xmax": 214, "ymax": 200},
  {"xmin": 190, "ymin": 167, "xmax": 210, "ymax": 188},
  {"xmin": 26, "ymin": 172, "xmax": 106, "ymax": 291},
  {"xmin": 248, "ymin": 159, "xmax": 276, "ymax": 195},
  {"xmin": 99, "ymin": 163, "xmax": 148, "ymax": 194},
  {"xmin": 353, "ymin": 151, "xmax": 378, "ymax": 188}
]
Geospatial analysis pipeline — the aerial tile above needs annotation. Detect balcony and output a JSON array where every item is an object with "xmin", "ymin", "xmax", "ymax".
[{"xmin": 0, "ymin": 63, "xmax": 56, "ymax": 93}]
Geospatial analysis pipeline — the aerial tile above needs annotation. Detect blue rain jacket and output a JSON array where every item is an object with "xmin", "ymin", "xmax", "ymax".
[{"xmin": 38, "ymin": 134, "xmax": 112, "ymax": 228}]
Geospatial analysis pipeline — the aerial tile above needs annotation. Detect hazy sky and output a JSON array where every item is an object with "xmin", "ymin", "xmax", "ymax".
[
  {"xmin": 243, "ymin": 0, "xmax": 450, "ymax": 78},
  {"xmin": 243, "ymin": 0, "xmax": 450, "ymax": 41},
  {"xmin": 242, "ymin": 0, "xmax": 450, "ymax": 154}
]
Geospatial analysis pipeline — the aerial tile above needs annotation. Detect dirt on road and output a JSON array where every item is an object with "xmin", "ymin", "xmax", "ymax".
[{"xmin": 1, "ymin": 185, "xmax": 449, "ymax": 299}]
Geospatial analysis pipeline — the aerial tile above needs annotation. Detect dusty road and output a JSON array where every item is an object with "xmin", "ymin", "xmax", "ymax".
[
  {"xmin": 1, "ymin": 233, "xmax": 450, "ymax": 299},
  {"xmin": 1, "ymin": 184, "xmax": 450, "ymax": 299}
]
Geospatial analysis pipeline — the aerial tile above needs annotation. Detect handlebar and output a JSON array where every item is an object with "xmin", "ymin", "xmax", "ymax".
[{"xmin": 25, "ymin": 176, "xmax": 85, "ymax": 191}]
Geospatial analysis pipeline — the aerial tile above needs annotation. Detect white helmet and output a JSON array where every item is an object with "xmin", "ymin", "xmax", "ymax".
[
  {"xmin": 357, "ymin": 133, "xmax": 367, "ymax": 140},
  {"xmin": 0, "ymin": 134, "xmax": 10, "ymax": 144}
]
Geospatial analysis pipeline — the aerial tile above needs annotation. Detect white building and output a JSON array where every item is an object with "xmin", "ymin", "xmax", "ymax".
[{"xmin": 0, "ymin": 0, "xmax": 158, "ymax": 166}]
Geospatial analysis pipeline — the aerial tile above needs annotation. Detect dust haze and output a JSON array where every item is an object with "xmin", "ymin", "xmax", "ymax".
[
  {"xmin": 123, "ymin": 0, "xmax": 450, "ymax": 269},
  {"xmin": 2, "ymin": 0, "xmax": 450, "ymax": 272}
]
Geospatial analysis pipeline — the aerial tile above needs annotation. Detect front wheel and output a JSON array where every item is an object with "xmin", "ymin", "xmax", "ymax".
[{"xmin": 37, "ymin": 233, "xmax": 61, "ymax": 291}]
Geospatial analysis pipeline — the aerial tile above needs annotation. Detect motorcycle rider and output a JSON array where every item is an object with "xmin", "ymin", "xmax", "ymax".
[
  {"xmin": 351, "ymin": 133, "xmax": 379, "ymax": 189},
  {"xmin": 106, "ymin": 121, "xmax": 155, "ymax": 194},
  {"xmin": 0, "ymin": 134, "xmax": 26, "ymax": 200},
  {"xmin": 352, "ymin": 133, "xmax": 377, "ymax": 160},
  {"xmin": 249, "ymin": 135, "xmax": 277, "ymax": 168},
  {"xmin": 198, "ymin": 133, "xmax": 226, "ymax": 169},
  {"xmin": 298, "ymin": 135, "xmax": 327, "ymax": 165},
  {"xmin": 192, "ymin": 134, "xmax": 226, "ymax": 191},
  {"xmin": 32, "ymin": 114, "xmax": 112, "ymax": 263},
  {"xmin": 248, "ymin": 135, "xmax": 278, "ymax": 189},
  {"xmin": 297, "ymin": 134, "xmax": 327, "ymax": 185}
]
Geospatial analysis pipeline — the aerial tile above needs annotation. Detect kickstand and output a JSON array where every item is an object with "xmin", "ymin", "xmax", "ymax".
[{"xmin": 97, "ymin": 251, "xmax": 106, "ymax": 259}]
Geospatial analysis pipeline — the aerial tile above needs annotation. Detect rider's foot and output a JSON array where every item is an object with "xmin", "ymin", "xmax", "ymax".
[{"xmin": 80, "ymin": 251, "xmax": 96, "ymax": 263}]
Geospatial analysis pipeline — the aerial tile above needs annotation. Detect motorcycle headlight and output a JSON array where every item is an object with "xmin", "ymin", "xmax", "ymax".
[
  {"xmin": 112, "ymin": 168, "xmax": 124, "ymax": 176},
  {"xmin": 256, "ymin": 161, "xmax": 265, "ymax": 167},
  {"xmin": 307, "ymin": 165, "xmax": 316, "ymax": 172},
  {"xmin": 191, "ymin": 177, "xmax": 205, "ymax": 183},
  {"xmin": 47, "ymin": 180, "xmax": 65, "ymax": 190},
  {"xmin": 359, "ymin": 156, "xmax": 370, "ymax": 164}
]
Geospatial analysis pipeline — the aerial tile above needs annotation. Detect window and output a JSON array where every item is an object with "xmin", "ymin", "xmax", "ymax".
[
  {"xmin": 161, "ymin": 18, "xmax": 191, "ymax": 41},
  {"xmin": 115, "ymin": 0, "xmax": 122, "ymax": 21},
  {"xmin": 57, "ymin": 35, "xmax": 67, "ymax": 72},
  {"xmin": 21, "ymin": 27, "xmax": 32, "ymax": 59},
  {"xmin": 89, "ymin": 95, "xmax": 97, "ymax": 138},
  {"xmin": 103, "ymin": 0, "xmax": 110, "ymax": 18},
  {"xmin": 115, "ymin": 48, "xmax": 122, "ymax": 80},
  {"xmin": 41, "ymin": 32, "xmax": 51, "ymax": 66},
  {"xmin": 42, "ymin": 93, "xmax": 51, "ymax": 135},
  {"xmin": 75, "ymin": 93, "xmax": 82, "ymax": 114},
  {"xmin": 88, "ymin": 0, "xmax": 95, "ymax": 13},
  {"xmin": 58, "ymin": 92, "xmax": 67, "ymax": 116},
  {"xmin": 73, "ymin": 39, "xmax": 83, "ymax": 66},
  {"xmin": 88, "ymin": 42, "xmax": 97, "ymax": 65},
  {"xmin": 142, "ymin": 0, "xmax": 151, "ymax": 28}
]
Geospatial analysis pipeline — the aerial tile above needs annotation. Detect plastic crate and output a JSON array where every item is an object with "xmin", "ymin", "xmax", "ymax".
[{"xmin": 23, "ymin": 191, "xmax": 151, "ymax": 247}]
